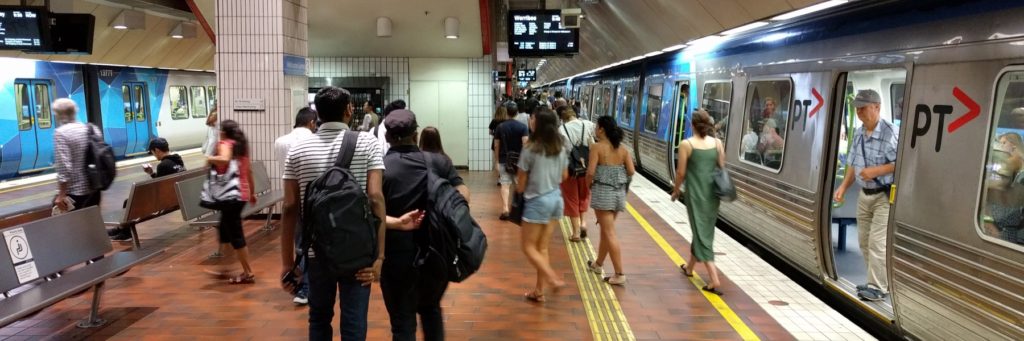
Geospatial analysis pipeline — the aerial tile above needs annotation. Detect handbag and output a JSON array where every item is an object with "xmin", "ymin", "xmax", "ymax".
[
  {"xmin": 199, "ymin": 160, "xmax": 243, "ymax": 210},
  {"xmin": 564, "ymin": 123, "xmax": 589, "ymax": 177},
  {"xmin": 508, "ymin": 185, "xmax": 526, "ymax": 226},
  {"xmin": 712, "ymin": 140, "xmax": 737, "ymax": 202}
]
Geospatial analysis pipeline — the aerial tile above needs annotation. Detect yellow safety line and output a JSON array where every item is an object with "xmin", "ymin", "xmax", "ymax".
[
  {"xmin": 559, "ymin": 218, "xmax": 635, "ymax": 341},
  {"xmin": 625, "ymin": 203, "xmax": 762, "ymax": 341}
]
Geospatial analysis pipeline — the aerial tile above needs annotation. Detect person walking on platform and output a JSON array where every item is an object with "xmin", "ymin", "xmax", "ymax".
[
  {"xmin": 381, "ymin": 110, "xmax": 468, "ymax": 341},
  {"xmin": 557, "ymin": 105, "xmax": 595, "ymax": 242},
  {"xmin": 360, "ymin": 100, "xmax": 379, "ymax": 132},
  {"xmin": 494, "ymin": 105, "xmax": 530, "ymax": 220},
  {"xmin": 206, "ymin": 120, "xmax": 258, "ymax": 285},
  {"xmin": 273, "ymin": 107, "xmax": 317, "ymax": 306},
  {"xmin": 419, "ymin": 127, "xmax": 451, "ymax": 162},
  {"xmin": 670, "ymin": 109, "xmax": 726, "ymax": 295},
  {"xmin": 280, "ymin": 86, "xmax": 387, "ymax": 341},
  {"xmin": 490, "ymin": 106, "xmax": 510, "ymax": 185},
  {"xmin": 833, "ymin": 89, "xmax": 897, "ymax": 302},
  {"xmin": 586, "ymin": 116, "xmax": 634, "ymax": 286},
  {"xmin": 52, "ymin": 98, "xmax": 102, "ymax": 213},
  {"xmin": 202, "ymin": 108, "xmax": 219, "ymax": 156},
  {"xmin": 517, "ymin": 107, "xmax": 569, "ymax": 302}
]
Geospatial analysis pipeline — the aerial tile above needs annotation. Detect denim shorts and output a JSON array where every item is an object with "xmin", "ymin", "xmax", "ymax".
[
  {"xmin": 523, "ymin": 189, "xmax": 564, "ymax": 224},
  {"xmin": 497, "ymin": 163, "xmax": 514, "ymax": 184}
]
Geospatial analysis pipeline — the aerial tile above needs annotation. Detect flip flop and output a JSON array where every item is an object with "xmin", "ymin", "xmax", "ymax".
[
  {"xmin": 569, "ymin": 236, "xmax": 582, "ymax": 242},
  {"xmin": 229, "ymin": 273, "xmax": 256, "ymax": 284},
  {"xmin": 524, "ymin": 291, "xmax": 546, "ymax": 302},
  {"xmin": 679, "ymin": 264, "xmax": 694, "ymax": 277},
  {"xmin": 702, "ymin": 285, "xmax": 723, "ymax": 296}
]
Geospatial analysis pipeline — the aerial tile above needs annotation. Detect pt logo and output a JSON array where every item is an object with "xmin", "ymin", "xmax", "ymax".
[
  {"xmin": 791, "ymin": 88, "xmax": 824, "ymax": 131},
  {"xmin": 911, "ymin": 87, "xmax": 981, "ymax": 152}
]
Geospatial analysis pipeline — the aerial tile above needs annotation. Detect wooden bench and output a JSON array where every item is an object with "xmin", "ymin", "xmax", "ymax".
[
  {"xmin": 0, "ymin": 206, "xmax": 163, "ymax": 328},
  {"xmin": 0, "ymin": 204, "xmax": 52, "ymax": 230},
  {"xmin": 103, "ymin": 169, "xmax": 206, "ymax": 249},
  {"xmin": 174, "ymin": 161, "xmax": 283, "ymax": 231}
]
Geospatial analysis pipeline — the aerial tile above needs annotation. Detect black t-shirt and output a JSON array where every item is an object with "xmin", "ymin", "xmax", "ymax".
[
  {"xmin": 382, "ymin": 145, "xmax": 464, "ymax": 255},
  {"xmin": 494, "ymin": 119, "xmax": 529, "ymax": 164},
  {"xmin": 152, "ymin": 154, "xmax": 185, "ymax": 178}
]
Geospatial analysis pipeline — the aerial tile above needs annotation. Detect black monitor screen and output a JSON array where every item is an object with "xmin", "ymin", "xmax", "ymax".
[
  {"xmin": 508, "ymin": 10, "xmax": 578, "ymax": 57},
  {"xmin": 517, "ymin": 69, "xmax": 536, "ymax": 81},
  {"xmin": 0, "ymin": 7, "xmax": 46, "ymax": 50}
]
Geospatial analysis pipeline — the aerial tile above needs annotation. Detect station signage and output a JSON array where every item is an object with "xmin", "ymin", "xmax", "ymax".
[
  {"xmin": 508, "ymin": 9, "xmax": 579, "ymax": 57},
  {"xmin": 0, "ymin": 7, "xmax": 46, "ymax": 50},
  {"xmin": 517, "ymin": 69, "xmax": 537, "ymax": 81}
]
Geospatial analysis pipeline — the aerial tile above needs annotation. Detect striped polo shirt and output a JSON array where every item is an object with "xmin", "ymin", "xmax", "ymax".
[{"xmin": 282, "ymin": 122, "xmax": 385, "ymax": 204}]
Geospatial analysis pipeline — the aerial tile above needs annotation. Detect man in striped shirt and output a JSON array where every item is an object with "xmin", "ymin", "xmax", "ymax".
[
  {"xmin": 52, "ymin": 98, "xmax": 101, "ymax": 212},
  {"xmin": 280, "ymin": 86, "xmax": 386, "ymax": 340}
]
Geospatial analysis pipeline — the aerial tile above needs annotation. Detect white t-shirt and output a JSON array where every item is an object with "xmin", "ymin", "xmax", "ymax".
[
  {"xmin": 274, "ymin": 127, "xmax": 313, "ymax": 174},
  {"xmin": 742, "ymin": 131, "xmax": 759, "ymax": 153}
]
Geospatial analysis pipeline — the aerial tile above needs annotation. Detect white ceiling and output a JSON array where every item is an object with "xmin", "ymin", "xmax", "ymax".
[{"xmin": 307, "ymin": 0, "xmax": 484, "ymax": 58}]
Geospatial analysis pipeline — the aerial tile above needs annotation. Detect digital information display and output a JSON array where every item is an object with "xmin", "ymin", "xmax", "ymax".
[
  {"xmin": 508, "ymin": 10, "xmax": 578, "ymax": 57},
  {"xmin": 0, "ymin": 7, "xmax": 45, "ymax": 50},
  {"xmin": 517, "ymin": 69, "xmax": 536, "ymax": 81}
]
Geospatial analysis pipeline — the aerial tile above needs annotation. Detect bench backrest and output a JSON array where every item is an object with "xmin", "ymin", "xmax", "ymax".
[
  {"xmin": 0, "ymin": 206, "xmax": 110, "ymax": 293},
  {"xmin": 0, "ymin": 205, "xmax": 52, "ymax": 230},
  {"xmin": 121, "ymin": 168, "xmax": 205, "ymax": 224},
  {"xmin": 251, "ymin": 161, "xmax": 270, "ymax": 195},
  {"xmin": 175, "ymin": 161, "xmax": 270, "ymax": 222}
]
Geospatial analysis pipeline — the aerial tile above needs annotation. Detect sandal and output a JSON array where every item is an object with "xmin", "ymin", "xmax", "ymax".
[
  {"xmin": 229, "ymin": 273, "xmax": 256, "ymax": 284},
  {"xmin": 679, "ymin": 264, "xmax": 694, "ymax": 277},
  {"xmin": 524, "ymin": 291, "xmax": 546, "ymax": 302},
  {"xmin": 604, "ymin": 274, "xmax": 627, "ymax": 286},
  {"xmin": 580, "ymin": 228, "xmax": 588, "ymax": 239},
  {"xmin": 569, "ymin": 236, "xmax": 582, "ymax": 242},
  {"xmin": 702, "ymin": 285, "xmax": 723, "ymax": 296}
]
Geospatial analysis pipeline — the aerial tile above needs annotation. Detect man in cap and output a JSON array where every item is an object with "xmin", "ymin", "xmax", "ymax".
[
  {"xmin": 379, "ymin": 109, "xmax": 468, "ymax": 340},
  {"xmin": 833, "ymin": 89, "xmax": 898, "ymax": 302}
]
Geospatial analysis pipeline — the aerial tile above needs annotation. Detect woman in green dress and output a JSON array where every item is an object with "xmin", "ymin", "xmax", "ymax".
[{"xmin": 670, "ymin": 109, "xmax": 726, "ymax": 295}]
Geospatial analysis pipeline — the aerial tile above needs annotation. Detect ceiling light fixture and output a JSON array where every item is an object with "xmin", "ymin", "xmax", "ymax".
[
  {"xmin": 170, "ymin": 22, "xmax": 196, "ymax": 39},
  {"xmin": 644, "ymin": 51, "xmax": 663, "ymax": 57},
  {"xmin": 771, "ymin": 0, "xmax": 849, "ymax": 21},
  {"xmin": 721, "ymin": 21, "xmax": 769, "ymax": 36},
  {"xmin": 444, "ymin": 17, "xmax": 459, "ymax": 39},
  {"xmin": 377, "ymin": 17, "xmax": 392, "ymax": 37},
  {"xmin": 110, "ymin": 10, "xmax": 144, "ymax": 30}
]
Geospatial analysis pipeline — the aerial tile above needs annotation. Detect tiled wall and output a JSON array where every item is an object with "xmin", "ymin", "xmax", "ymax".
[
  {"xmin": 216, "ymin": 0, "xmax": 308, "ymax": 188},
  {"xmin": 309, "ymin": 57, "xmax": 410, "ymax": 105},
  {"xmin": 468, "ymin": 56, "xmax": 495, "ymax": 171}
]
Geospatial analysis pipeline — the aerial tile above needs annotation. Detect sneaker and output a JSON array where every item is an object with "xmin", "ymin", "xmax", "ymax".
[
  {"xmin": 110, "ymin": 231, "xmax": 133, "ymax": 242},
  {"xmin": 586, "ymin": 260, "xmax": 603, "ymax": 275},
  {"xmin": 604, "ymin": 274, "xmax": 626, "ymax": 286},
  {"xmin": 858, "ymin": 288, "xmax": 887, "ymax": 302},
  {"xmin": 856, "ymin": 284, "xmax": 870, "ymax": 292},
  {"xmin": 293, "ymin": 294, "xmax": 309, "ymax": 305}
]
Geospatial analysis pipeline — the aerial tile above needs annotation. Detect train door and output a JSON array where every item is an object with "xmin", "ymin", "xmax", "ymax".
[
  {"xmin": 822, "ymin": 68, "xmax": 906, "ymax": 317},
  {"xmin": 123, "ymin": 82, "xmax": 151, "ymax": 156},
  {"xmin": 15, "ymin": 79, "xmax": 55, "ymax": 172},
  {"xmin": 669, "ymin": 81, "xmax": 690, "ymax": 176}
]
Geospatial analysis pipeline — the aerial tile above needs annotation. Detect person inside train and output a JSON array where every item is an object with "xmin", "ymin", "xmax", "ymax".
[
  {"xmin": 558, "ymin": 105, "xmax": 596, "ymax": 242},
  {"xmin": 832, "ymin": 89, "xmax": 898, "ymax": 302},
  {"xmin": 52, "ymin": 98, "xmax": 102, "ymax": 214},
  {"xmin": 586, "ymin": 115, "xmax": 635, "ymax": 286},
  {"xmin": 742, "ymin": 126, "xmax": 761, "ymax": 164},
  {"xmin": 518, "ymin": 107, "xmax": 569, "ymax": 302},
  {"xmin": 752, "ymin": 97, "xmax": 778, "ymax": 132},
  {"xmin": 671, "ymin": 109, "xmax": 726, "ymax": 295},
  {"xmin": 203, "ymin": 107, "xmax": 219, "ymax": 156},
  {"xmin": 360, "ymin": 100, "xmax": 379, "ymax": 132},
  {"xmin": 645, "ymin": 106, "xmax": 659, "ymax": 133},
  {"xmin": 273, "ymin": 107, "xmax": 318, "ymax": 305},
  {"xmin": 206, "ymin": 120, "xmax": 258, "ymax": 285},
  {"xmin": 757, "ymin": 119, "xmax": 785, "ymax": 158},
  {"xmin": 981, "ymin": 143, "xmax": 1024, "ymax": 245}
]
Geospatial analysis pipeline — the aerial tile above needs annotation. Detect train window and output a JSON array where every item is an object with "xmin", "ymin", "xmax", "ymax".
[
  {"xmin": 16, "ymin": 83, "xmax": 30, "ymax": 131},
  {"xmin": 122, "ymin": 86, "xmax": 132, "ymax": 123},
  {"xmin": 644, "ymin": 83, "xmax": 664, "ymax": 133},
  {"xmin": 620, "ymin": 82, "xmax": 637, "ymax": 126},
  {"xmin": 34, "ymin": 84, "xmax": 52, "ymax": 129},
  {"xmin": 890, "ymin": 82, "xmax": 906, "ymax": 125},
  {"xmin": 169, "ymin": 86, "xmax": 189, "ymax": 120},
  {"xmin": 740, "ymin": 79, "xmax": 792, "ymax": 171},
  {"xmin": 207, "ymin": 86, "xmax": 217, "ymax": 111},
  {"xmin": 191, "ymin": 86, "xmax": 208, "ymax": 118},
  {"xmin": 978, "ymin": 70, "xmax": 1024, "ymax": 249},
  {"xmin": 702, "ymin": 81, "xmax": 733, "ymax": 146},
  {"xmin": 133, "ymin": 85, "xmax": 147, "ymax": 122}
]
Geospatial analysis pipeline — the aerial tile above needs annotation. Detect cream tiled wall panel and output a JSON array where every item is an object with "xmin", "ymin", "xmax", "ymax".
[{"xmin": 468, "ymin": 56, "xmax": 495, "ymax": 171}]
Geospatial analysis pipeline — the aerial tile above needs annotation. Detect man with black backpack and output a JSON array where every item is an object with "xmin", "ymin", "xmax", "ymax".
[
  {"xmin": 379, "ymin": 109, "xmax": 471, "ymax": 341},
  {"xmin": 52, "ymin": 98, "xmax": 111, "ymax": 213}
]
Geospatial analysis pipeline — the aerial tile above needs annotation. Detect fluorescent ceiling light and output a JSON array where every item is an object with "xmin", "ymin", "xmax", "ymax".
[
  {"xmin": 661, "ymin": 44, "xmax": 686, "ymax": 52},
  {"xmin": 721, "ymin": 21, "xmax": 768, "ymax": 36},
  {"xmin": 771, "ymin": 0, "xmax": 848, "ymax": 21},
  {"xmin": 688, "ymin": 35, "xmax": 726, "ymax": 47},
  {"xmin": 629, "ymin": 56, "xmax": 643, "ymax": 61},
  {"xmin": 644, "ymin": 51, "xmax": 663, "ymax": 57}
]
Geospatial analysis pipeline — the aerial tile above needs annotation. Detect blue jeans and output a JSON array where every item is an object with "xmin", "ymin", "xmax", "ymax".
[{"xmin": 307, "ymin": 257, "xmax": 371, "ymax": 341}]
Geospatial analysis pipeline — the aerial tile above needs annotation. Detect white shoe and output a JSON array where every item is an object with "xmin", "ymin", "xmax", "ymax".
[
  {"xmin": 586, "ymin": 260, "xmax": 603, "ymax": 275},
  {"xmin": 604, "ymin": 274, "xmax": 626, "ymax": 286},
  {"xmin": 293, "ymin": 295, "xmax": 308, "ymax": 305}
]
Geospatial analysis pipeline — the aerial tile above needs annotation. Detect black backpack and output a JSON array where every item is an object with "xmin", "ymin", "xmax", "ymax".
[
  {"xmin": 421, "ymin": 153, "xmax": 487, "ymax": 282},
  {"xmin": 564, "ymin": 122, "xmax": 589, "ymax": 178},
  {"xmin": 301, "ymin": 131, "xmax": 379, "ymax": 275},
  {"xmin": 84, "ymin": 124, "xmax": 116, "ymax": 191}
]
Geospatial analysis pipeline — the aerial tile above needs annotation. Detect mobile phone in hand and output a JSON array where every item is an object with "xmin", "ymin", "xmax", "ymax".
[{"xmin": 142, "ymin": 163, "xmax": 152, "ymax": 171}]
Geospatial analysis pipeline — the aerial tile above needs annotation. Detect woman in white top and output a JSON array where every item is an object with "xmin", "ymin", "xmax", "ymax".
[
  {"xmin": 557, "ymin": 105, "xmax": 596, "ymax": 242},
  {"xmin": 202, "ymin": 109, "xmax": 219, "ymax": 156}
]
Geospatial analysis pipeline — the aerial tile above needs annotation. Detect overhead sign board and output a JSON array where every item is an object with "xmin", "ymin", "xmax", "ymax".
[
  {"xmin": 508, "ymin": 9, "xmax": 579, "ymax": 57},
  {"xmin": 0, "ymin": 6, "xmax": 47, "ymax": 50},
  {"xmin": 517, "ymin": 69, "xmax": 537, "ymax": 82},
  {"xmin": 283, "ymin": 54, "xmax": 307, "ymax": 76}
]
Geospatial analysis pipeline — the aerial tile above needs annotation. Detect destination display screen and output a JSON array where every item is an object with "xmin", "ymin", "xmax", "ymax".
[
  {"xmin": 0, "ymin": 7, "xmax": 46, "ymax": 50},
  {"xmin": 517, "ymin": 69, "xmax": 536, "ymax": 81},
  {"xmin": 508, "ymin": 10, "xmax": 578, "ymax": 56}
]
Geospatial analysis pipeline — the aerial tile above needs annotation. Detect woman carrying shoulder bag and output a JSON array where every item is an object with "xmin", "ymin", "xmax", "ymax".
[
  {"xmin": 206, "ymin": 120, "xmax": 258, "ymax": 284},
  {"xmin": 669, "ymin": 109, "xmax": 726, "ymax": 295}
]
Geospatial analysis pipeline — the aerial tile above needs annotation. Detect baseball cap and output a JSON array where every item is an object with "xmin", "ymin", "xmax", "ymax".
[
  {"xmin": 853, "ymin": 89, "xmax": 881, "ymax": 108},
  {"xmin": 384, "ymin": 109, "xmax": 418, "ymax": 139}
]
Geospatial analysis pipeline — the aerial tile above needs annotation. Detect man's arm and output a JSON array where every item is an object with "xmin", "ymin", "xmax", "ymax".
[{"xmin": 360, "ymin": 169, "xmax": 387, "ymax": 285}]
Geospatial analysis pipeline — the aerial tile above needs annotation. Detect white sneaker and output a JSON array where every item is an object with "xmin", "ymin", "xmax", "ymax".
[
  {"xmin": 586, "ymin": 260, "xmax": 603, "ymax": 275},
  {"xmin": 293, "ymin": 295, "xmax": 308, "ymax": 305},
  {"xmin": 604, "ymin": 274, "xmax": 626, "ymax": 286}
]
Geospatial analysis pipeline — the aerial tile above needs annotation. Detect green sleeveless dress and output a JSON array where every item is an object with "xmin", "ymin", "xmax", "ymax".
[{"xmin": 684, "ymin": 144, "xmax": 720, "ymax": 262}]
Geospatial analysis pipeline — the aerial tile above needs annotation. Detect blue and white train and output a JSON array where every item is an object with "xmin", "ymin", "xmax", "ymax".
[{"xmin": 0, "ymin": 58, "xmax": 215, "ymax": 179}]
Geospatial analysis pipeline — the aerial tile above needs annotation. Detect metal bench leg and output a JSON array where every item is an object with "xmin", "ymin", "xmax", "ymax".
[
  {"xmin": 129, "ymin": 224, "xmax": 141, "ymax": 250},
  {"xmin": 261, "ymin": 204, "xmax": 276, "ymax": 231},
  {"xmin": 77, "ymin": 282, "xmax": 107, "ymax": 328}
]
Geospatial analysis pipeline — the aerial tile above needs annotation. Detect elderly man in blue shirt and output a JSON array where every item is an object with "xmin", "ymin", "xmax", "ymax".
[{"xmin": 833, "ymin": 89, "xmax": 898, "ymax": 302}]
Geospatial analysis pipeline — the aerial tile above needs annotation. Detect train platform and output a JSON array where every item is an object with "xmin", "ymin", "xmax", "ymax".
[{"xmin": 0, "ymin": 169, "xmax": 875, "ymax": 340}]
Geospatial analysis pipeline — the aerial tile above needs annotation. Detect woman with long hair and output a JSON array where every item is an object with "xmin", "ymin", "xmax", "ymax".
[
  {"xmin": 419, "ymin": 126, "xmax": 448, "ymax": 159},
  {"xmin": 206, "ymin": 119, "xmax": 257, "ymax": 284},
  {"xmin": 202, "ymin": 108, "xmax": 219, "ymax": 156},
  {"xmin": 585, "ymin": 116, "xmax": 634, "ymax": 285},
  {"xmin": 491, "ymin": 106, "xmax": 510, "ymax": 184},
  {"xmin": 670, "ymin": 109, "xmax": 726, "ymax": 295},
  {"xmin": 517, "ymin": 107, "xmax": 569, "ymax": 302}
]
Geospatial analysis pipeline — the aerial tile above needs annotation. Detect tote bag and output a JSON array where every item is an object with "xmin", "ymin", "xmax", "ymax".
[{"xmin": 200, "ymin": 159, "xmax": 242, "ymax": 210}]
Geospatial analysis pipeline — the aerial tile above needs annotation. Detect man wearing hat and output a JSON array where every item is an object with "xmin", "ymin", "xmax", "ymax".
[
  {"xmin": 833, "ymin": 89, "xmax": 898, "ymax": 302},
  {"xmin": 144, "ymin": 137, "xmax": 186, "ymax": 178},
  {"xmin": 379, "ymin": 109, "xmax": 468, "ymax": 340}
]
